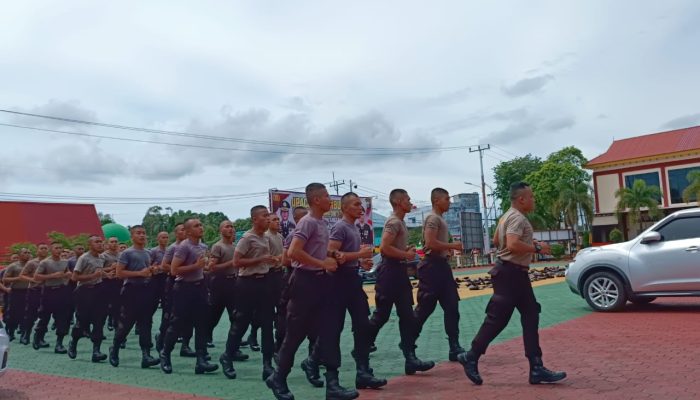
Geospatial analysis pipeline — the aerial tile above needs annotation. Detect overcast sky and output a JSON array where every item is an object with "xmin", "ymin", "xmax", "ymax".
[{"xmin": 2, "ymin": 1, "xmax": 699, "ymax": 226}]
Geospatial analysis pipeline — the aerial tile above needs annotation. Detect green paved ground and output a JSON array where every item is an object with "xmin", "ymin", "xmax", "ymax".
[{"xmin": 9, "ymin": 282, "xmax": 590, "ymax": 400}]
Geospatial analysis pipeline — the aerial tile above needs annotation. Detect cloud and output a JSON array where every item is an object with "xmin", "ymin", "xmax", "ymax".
[
  {"xmin": 542, "ymin": 116, "xmax": 576, "ymax": 131},
  {"xmin": 419, "ymin": 87, "xmax": 471, "ymax": 108},
  {"xmin": 483, "ymin": 113, "xmax": 575, "ymax": 145},
  {"xmin": 425, "ymin": 107, "xmax": 528, "ymax": 136},
  {"xmin": 280, "ymin": 96, "xmax": 313, "ymax": 113},
  {"xmin": 10, "ymin": 99, "xmax": 98, "ymax": 129},
  {"xmin": 501, "ymin": 74, "xmax": 554, "ymax": 97},
  {"xmin": 36, "ymin": 142, "xmax": 125, "ymax": 183},
  {"xmin": 661, "ymin": 112, "xmax": 700, "ymax": 130}
]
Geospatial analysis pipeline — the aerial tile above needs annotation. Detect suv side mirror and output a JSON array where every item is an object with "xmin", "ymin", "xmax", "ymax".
[{"xmin": 640, "ymin": 231, "xmax": 662, "ymax": 244}]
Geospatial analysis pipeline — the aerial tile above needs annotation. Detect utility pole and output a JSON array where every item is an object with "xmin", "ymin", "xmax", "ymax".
[
  {"xmin": 330, "ymin": 171, "xmax": 345, "ymax": 195},
  {"xmin": 469, "ymin": 144, "xmax": 491, "ymax": 252}
]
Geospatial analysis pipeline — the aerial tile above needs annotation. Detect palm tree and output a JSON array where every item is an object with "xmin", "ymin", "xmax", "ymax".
[
  {"xmin": 553, "ymin": 181, "xmax": 594, "ymax": 247},
  {"xmin": 682, "ymin": 170, "xmax": 700, "ymax": 204},
  {"xmin": 615, "ymin": 179, "xmax": 662, "ymax": 234}
]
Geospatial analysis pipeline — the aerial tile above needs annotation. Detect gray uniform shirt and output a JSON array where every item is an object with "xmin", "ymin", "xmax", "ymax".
[
  {"xmin": 330, "ymin": 219, "xmax": 361, "ymax": 270},
  {"xmin": 23, "ymin": 258, "xmax": 42, "ymax": 288},
  {"xmin": 265, "ymin": 231, "xmax": 284, "ymax": 270},
  {"xmin": 173, "ymin": 239, "xmax": 207, "ymax": 282},
  {"xmin": 37, "ymin": 258, "xmax": 69, "ymax": 287},
  {"xmin": 382, "ymin": 213, "xmax": 408, "ymax": 257},
  {"xmin": 4, "ymin": 262, "xmax": 27, "ymax": 289},
  {"xmin": 118, "ymin": 247, "xmax": 152, "ymax": 284},
  {"xmin": 210, "ymin": 239, "xmax": 237, "ymax": 276},
  {"xmin": 496, "ymin": 208, "xmax": 534, "ymax": 268},
  {"xmin": 292, "ymin": 214, "xmax": 329, "ymax": 271},
  {"xmin": 74, "ymin": 252, "xmax": 106, "ymax": 287},
  {"xmin": 236, "ymin": 230, "xmax": 272, "ymax": 276},
  {"xmin": 423, "ymin": 211, "xmax": 450, "ymax": 258}
]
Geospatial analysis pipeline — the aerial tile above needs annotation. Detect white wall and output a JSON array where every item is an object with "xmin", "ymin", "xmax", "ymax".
[{"xmin": 595, "ymin": 173, "xmax": 620, "ymax": 214}]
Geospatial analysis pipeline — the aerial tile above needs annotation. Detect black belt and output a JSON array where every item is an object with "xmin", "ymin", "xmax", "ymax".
[
  {"xmin": 497, "ymin": 259, "xmax": 529, "ymax": 272},
  {"xmin": 176, "ymin": 279, "xmax": 205, "ymax": 286},
  {"xmin": 44, "ymin": 285, "xmax": 66, "ymax": 290},
  {"xmin": 239, "ymin": 273, "xmax": 267, "ymax": 279},
  {"xmin": 383, "ymin": 257, "xmax": 410, "ymax": 265},
  {"xmin": 425, "ymin": 254, "xmax": 448, "ymax": 261},
  {"xmin": 294, "ymin": 268, "xmax": 326, "ymax": 276},
  {"xmin": 212, "ymin": 274, "xmax": 237, "ymax": 280}
]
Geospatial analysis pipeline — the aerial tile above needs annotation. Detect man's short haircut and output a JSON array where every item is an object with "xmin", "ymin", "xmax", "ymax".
[
  {"xmin": 305, "ymin": 183, "xmax": 327, "ymax": 202},
  {"xmin": 130, "ymin": 225, "xmax": 145, "ymax": 233},
  {"xmin": 389, "ymin": 189, "xmax": 408, "ymax": 206},
  {"xmin": 292, "ymin": 206, "xmax": 308, "ymax": 220},
  {"xmin": 174, "ymin": 223, "xmax": 185, "ymax": 230},
  {"xmin": 340, "ymin": 192, "xmax": 359, "ymax": 207},
  {"xmin": 509, "ymin": 182, "xmax": 531, "ymax": 201},
  {"xmin": 430, "ymin": 187, "xmax": 449, "ymax": 204},
  {"xmin": 88, "ymin": 235, "xmax": 101, "ymax": 243},
  {"xmin": 250, "ymin": 205, "xmax": 268, "ymax": 218},
  {"xmin": 50, "ymin": 241, "xmax": 62, "ymax": 247},
  {"xmin": 219, "ymin": 220, "xmax": 232, "ymax": 229}
]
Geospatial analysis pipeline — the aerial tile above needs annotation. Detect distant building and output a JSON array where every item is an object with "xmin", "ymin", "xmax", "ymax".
[{"xmin": 587, "ymin": 125, "xmax": 700, "ymax": 242}]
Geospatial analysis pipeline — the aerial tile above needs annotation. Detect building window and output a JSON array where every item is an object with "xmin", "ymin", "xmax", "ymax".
[
  {"xmin": 624, "ymin": 172, "xmax": 662, "ymax": 203},
  {"xmin": 668, "ymin": 166, "xmax": 700, "ymax": 204}
]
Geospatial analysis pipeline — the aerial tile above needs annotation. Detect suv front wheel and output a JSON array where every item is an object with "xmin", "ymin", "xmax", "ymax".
[{"xmin": 583, "ymin": 272, "xmax": 627, "ymax": 312}]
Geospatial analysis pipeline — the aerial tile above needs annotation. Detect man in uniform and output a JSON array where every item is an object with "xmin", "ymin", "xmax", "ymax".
[
  {"xmin": 207, "ymin": 220, "xmax": 248, "ymax": 360},
  {"xmin": 2, "ymin": 248, "xmax": 31, "ymax": 341},
  {"xmin": 279, "ymin": 200, "xmax": 295, "ymax": 239},
  {"xmin": 65, "ymin": 244, "xmax": 85, "ymax": 331},
  {"xmin": 109, "ymin": 226, "xmax": 160, "ymax": 369},
  {"xmin": 150, "ymin": 232, "xmax": 170, "ymax": 335},
  {"xmin": 102, "ymin": 237, "xmax": 122, "ymax": 333},
  {"xmin": 315, "ymin": 192, "xmax": 386, "ymax": 390},
  {"xmin": 219, "ymin": 206, "xmax": 277, "ymax": 380},
  {"xmin": 413, "ymin": 188, "xmax": 465, "ymax": 361},
  {"xmin": 155, "ymin": 223, "xmax": 196, "ymax": 358},
  {"xmin": 159, "ymin": 218, "xmax": 218, "ymax": 375},
  {"xmin": 366, "ymin": 189, "xmax": 434, "ymax": 375},
  {"xmin": 266, "ymin": 183, "xmax": 357, "ymax": 400},
  {"xmin": 68, "ymin": 235, "xmax": 108, "ymax": 362},
  {"xmin": 459, "ymin": 182, "xmax": 566, "ymax": 385},
  {"xmin": 265, "ymin": 214, "xmax": 286, "ymax": 352},
  {"xmin": 33, "ymin": 242, "xmax": 72, "ymax": 353},
  {"xmin": 19, "ymin": 243, "xmax": 49, "ymax": 346}
]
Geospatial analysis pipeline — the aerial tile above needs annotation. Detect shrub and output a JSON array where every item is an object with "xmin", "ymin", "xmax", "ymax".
[
  {"xmin": 609, "ymin": 228, "xmax": 624, "ymax": 243},
  {"xmin": 550, "ymin": 243, "xmax": 565, "ymax": 259}
]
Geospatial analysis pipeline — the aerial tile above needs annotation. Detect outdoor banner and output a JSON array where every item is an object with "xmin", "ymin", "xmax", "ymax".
[{"xmin": 269, "ymin": 190, "xmax": 373, "ymax": 245}]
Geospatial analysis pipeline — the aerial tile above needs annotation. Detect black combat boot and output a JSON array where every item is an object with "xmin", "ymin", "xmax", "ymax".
[
  {"xmin": 109, "ymin": 345, "xmax": 120, "ymax": 367},
  {"xmin": 20, "ymin": 331, "xmax": 31, "ymax": 345},
  {"xmin": 219, "ymin": 353, "xmax": 237, "ymax": 379},
  {"xmin": 195, "ymin": 353, "xmax": 219, "ymax": 374},
  {"xmin": 67, "ymin": 337, "xmax": 78, "ymax": 359},
  {"xmin": 159, "ymin": 350, "xmax": 173, "ymax": 374},
  {"xmin": 324, "ymin": 370, "xmax": 359, "ymax": 400},
  {"xmin": 301, "ymin": 357, "xmax": 324, "ymax": 388},
  {"xmin": 92, "ymin": 342, "xmax": 107, "ymax": 362},
  {"xmin": 266, "ymin": 371, "xmax": 295, "ymax": 400},
  {"xmin": 180, "ymin": 343, "xmax": 197, "ymax": 357},
  {"xmin": 262, "ymin": 356, "xmax": 275, "ymax": 381},
  {"xmin": 401, "ymin": 344, "xmax": 435, "ymax": 375},
  {"xmin": 231, "ymin": 349, "xmax": 249, "ymax": 361},
  {"xmin": 457, "ymin": 350, "xmax": 483, "ymax": 385},
  {"xmin": 154, "ymin": 333, "xmax": 163, "ymax": 352},
  {"xmin": 354, "ymin": 355, "xmax": 387, "ymax": 390},
  {"xmin": 141, "ymin": 349, "xmax": 160, "ymax": 368},
  {"xmin": 528, "ymin": 356, "xmax": 566, "ymax": 384},
  {"xmin": 54, "ymin": 335, "xmax": 67, "ymax": 354},
  {"xmin": 448, "ymin": 337, "xmax": 466, "ymax": 362}
]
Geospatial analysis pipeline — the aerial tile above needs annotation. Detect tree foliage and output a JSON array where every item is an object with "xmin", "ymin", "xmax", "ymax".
[
  {"xmin": 98, "ymin": 212, "xmax": 115, "ymax": 225},
  {"xmin": 493, "ymin": 154, "xmax": 543, "ymax": 213},
  {"xmin": 140, "ymin": 206, "xmax": 231, "ymax": 247},
  {"xmin": 615, "ymin": 179, "xmax": 662, "ymax": 233},
  {"xmin": 682, "ymin": 170, "xmax": 700, "ymax": 203},
  {"xmin": 8, "ymin": 232, "xmax": 89, "ymax": 256}
]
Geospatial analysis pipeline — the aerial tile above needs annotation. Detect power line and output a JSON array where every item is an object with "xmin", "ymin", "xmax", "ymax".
[
  {"xmin": 491, "ymin": 144, "xmax": 520, "ymax": 158},
  {"xmin": 0, "ymin": 123, "xmax": 469, "ymax": 157},
  {"xmin": 0, "ymin": 109, "xmax": 473, "ymax": 153}
]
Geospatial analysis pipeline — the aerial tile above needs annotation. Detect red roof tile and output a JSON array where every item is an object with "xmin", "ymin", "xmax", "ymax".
[{"xmin": 587, "ymin": 125, "xmax": 700, "ymax": 168}]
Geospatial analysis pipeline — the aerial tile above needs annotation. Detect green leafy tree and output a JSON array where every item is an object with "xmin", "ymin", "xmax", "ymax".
[
  {"xmin": 492, "ymin": 154, "xmax": 543, "ymax": 212},
  {"xmin": 682, "ymin": 170, "xmax": 700, "ymax": 203},
  {"xmin": 98, "ymin": 212, "xmax": 115, "ymax": 225},
  {"xmin": 233, "ymin": 218, "xmax": 252, "ymax": 232},
  {"xmin": 609, "ymin": 228, "xmax": 624, "ymax": 243},
  {"xmin": 552, "ymin": 181, "xmax": 594, "ymax": 247},
  {"xmin": 8, "ymin": 242, "xmax": 37, "ymax": 257},
  {"xmin": 407, "ymin": 227, "xmax": 423, "ymax": 247},
  {"xmin": 615, "ymin": 179, "xmax": 662, "ymax": 234}
]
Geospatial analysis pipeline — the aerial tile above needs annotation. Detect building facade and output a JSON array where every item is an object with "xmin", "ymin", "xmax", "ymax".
[{"xmin": 587, "ymin": 125, "xmax": 700, "ymax": 242}]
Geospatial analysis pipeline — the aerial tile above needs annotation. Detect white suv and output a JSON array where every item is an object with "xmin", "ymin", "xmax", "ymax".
[{"xmin": 566, "ymin": 208, "xmax": 700, "ymax": 311}]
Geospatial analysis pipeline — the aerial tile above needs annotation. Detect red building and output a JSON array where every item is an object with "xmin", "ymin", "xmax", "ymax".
[
  {"xmin": 0, "ymin": 201, "xmax": 103, "ymax": 260},
  {"xmin": 586, "ymin": 125, "xmax": 700, "ymax": 242}
]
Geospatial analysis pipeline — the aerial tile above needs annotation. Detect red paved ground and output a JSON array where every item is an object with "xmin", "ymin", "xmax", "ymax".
[
  {"xmin": 0, "ymin": 369, "xmax": 220, "ymax": 400},
  {"xmin": 361, "ymin": 298, "xmax": 700, "ymax": 400}
]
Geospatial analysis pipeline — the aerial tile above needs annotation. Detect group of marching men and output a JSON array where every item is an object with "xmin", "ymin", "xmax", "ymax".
[{"xmin": 2, "ymin": 182, "xmax": 566, "ymax": 400}]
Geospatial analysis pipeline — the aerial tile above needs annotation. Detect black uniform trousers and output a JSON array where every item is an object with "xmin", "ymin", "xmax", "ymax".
[
  {"xmin": 71, "ymin": 283, "xmax": 108, "ymax": 343},
  {"xmin": 414, "ymin": 255, "xmax": 460, "ymax": 341},
  {"xmin": 113, "ymin": 282, "xmax": 154, "ymax": 350},
  {"xmin": 470, "ymin": 260, "xmax": 542, "ymax": 358},
  {"xmin": 268, "ymin": 268, "xmax": 286, "ymax": 348},
  {"xmin": 208, "ymin": 274, "xmax": 237, "ymax": 342},
  {"xmin": 150, "ymin": 273, "xmax": 168, "ymax": 315},
  {"xmin": 163, "ymin": 279, "xmax": 208, "ymax": 355},
  {"xmin": 311, "ymin": 267, "xmax": 372, "ymax": 368},
  {"xmin": 65, "ymin": 281, "xmax": 77, "ymax": 327},
  {"xmin": 22, "ymin": 287, "xmax": 42, "ymax": 335},
  {"xmin": 367, "ymin": 259, "xmax": 418, "ymax": 350},
  {"xmin": 6, "ymin": 288, "xmax": 28, "ymax": 335},
  {"xmin": 277, "ymin": 268, "xmax": 330, "ymax": 377},
  {"xmin": 225, "ymin": 274, "xmax": 274, "ymax": 360},
  {"xmin": 35, "ymin": 285, "xmax": 70, "ymax": 337},
  {"xmin": 276, "ymin": 268, "xmax": 317, "ymax": 355},
  {"xmin": 103, "ymin": 278, "xmax": 123, "ymax": 328}
]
